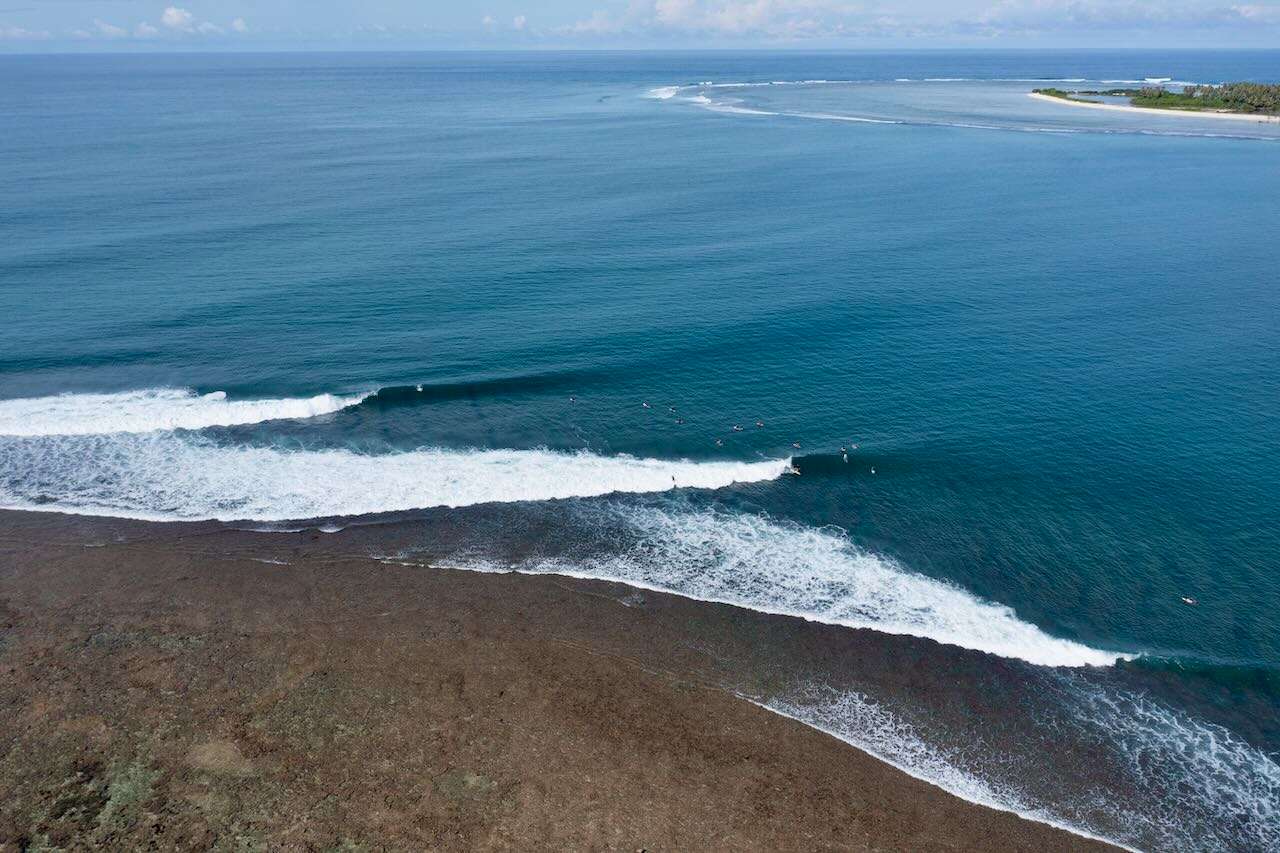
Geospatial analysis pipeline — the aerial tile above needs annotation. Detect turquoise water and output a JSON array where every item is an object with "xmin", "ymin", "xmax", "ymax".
[{"xmin": 2, "ymin": 51, "xmax": 1278, "ymax": 849}]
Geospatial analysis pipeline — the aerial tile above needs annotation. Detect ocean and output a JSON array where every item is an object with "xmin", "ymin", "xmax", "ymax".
[{"xmin": 1, "ymin": 50, "xmax": 1278, "ymax": 850}]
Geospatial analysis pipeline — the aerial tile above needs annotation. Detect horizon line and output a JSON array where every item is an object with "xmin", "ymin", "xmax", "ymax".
[{"xmin": 4, "ymin": 45, "xmax": 1280, "ymax": 57}]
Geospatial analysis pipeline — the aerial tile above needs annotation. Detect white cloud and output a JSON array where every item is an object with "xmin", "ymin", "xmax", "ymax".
[
  {"xmin": 196, "ymin": 21, "xmax": 223, "ymax": 35},
  {"xmin": 161, "ymin": 7, "xmax": 195, "ymax": 32},
  {"xmin": 569, "ymin": 10, "xmax": 623, "ymax": 33},
  {"xmin": 971, "ymin": 0, "xmax": 1280, "ymax": 32},
  {"xmin": 565, "ymin": 1, "xmax": 894, "ymax": 39},
  {"xmin": 563, "ymin": 0, "xmax": 1280, "ymax": 39},
  {"xmin": 135, "ymin": 22, "xmax": 160, "ymax": 38},
  {"xmin": 1226, "ymin": 2, "xmax": 1280, "ymax": 20},
  {"xmin": 655, "ymin": 0, "xmax": 699, "ymax": 25},
  {"xmin": 93, "ymin": 19, "xmax": 128, "ymax": 38},
  {"xmin": 231, "ymin": 18, "xmax": 249, "ymax": 33},
  {"xmin": 513, "ymin": 14, "xmax": 528, "ymax": 30},
  {"xmin": 481, "ymin": 14, "xmax": 496, "ymax": 29},
  {"xmin": 0, "ymin": 25, "xmax": 50, "ymax": 40}
]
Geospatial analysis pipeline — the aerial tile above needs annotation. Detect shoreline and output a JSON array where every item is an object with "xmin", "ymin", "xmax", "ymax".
[
  {"xmin": 0, "ymin": 509, "xmax": 1118, "ymax": 851},
  {"xmin": 1028, "ymin": 91, "xmax": 1280, "ymax": 123}
]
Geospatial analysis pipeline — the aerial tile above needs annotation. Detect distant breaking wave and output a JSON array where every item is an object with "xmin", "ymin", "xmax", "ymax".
[
  {"xmin": 432, "ymin": 501, "xmax": 1129, "ymax": 668},
  {"xmin": 0, "ymin": 388, "xmax": 371, "ymax": 436},
  {"xmin": 0, "ymin": 431, "xmax": 790, "ymax": 521},
  {"xmin": 0, "ymin": 373, "xmax": 608, "ymax": 437}
]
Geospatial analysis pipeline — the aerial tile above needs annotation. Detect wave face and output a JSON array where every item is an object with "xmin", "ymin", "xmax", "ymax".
[
  {"xmin": 438, "ymin": 502, "xmax": 1127, "ymax": 668},
  {"xmin": 0, "ymin": 432, "xmax": 789, "ymax": 521},
  {"xmin": 0, "ymin": 388, "xmax": 371, "ymax": 436}
]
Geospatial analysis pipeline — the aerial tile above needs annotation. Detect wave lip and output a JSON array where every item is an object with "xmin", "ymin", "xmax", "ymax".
[
  {"xmin": 0, "ymin": 432, "xmax": 791, "ymax": 521},
  {"xmin": 446, "ymin": 503, "xmax": 1130, "ymax": 669},
  {"xmin": 0, "ymin": 388, "xmax": 372, "ymax": 437}
]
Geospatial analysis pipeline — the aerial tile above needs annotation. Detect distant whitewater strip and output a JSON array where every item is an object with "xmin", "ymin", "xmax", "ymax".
[
  {"xmin": 429, "ymin": 502, "xmax": 1127, "ymax": 668},
  {"xmin": 646, "ymin": 78, "xmax": 1280, "ymax": 142},
  {"xmin": 0, "ymin": 388, "xmax": 371, "ymax": 436}
]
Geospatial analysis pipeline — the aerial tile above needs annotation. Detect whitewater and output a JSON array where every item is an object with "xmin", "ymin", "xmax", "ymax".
[
  {"xmin": 431, "ymin": 502, "xmax": 1128, "ymax": 668},
  {"xmin": 0, "ymin": 387, "xmax": 371, "ymax": 436},
  {"xmin": 0, "ymin": 387, "xmax": 1126, "ymax": 670}
]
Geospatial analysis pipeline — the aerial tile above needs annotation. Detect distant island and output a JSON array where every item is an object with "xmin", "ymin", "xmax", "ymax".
[{"xmin": 1031, "ymin": 83, "xmax": 1280, "ymax": 122}]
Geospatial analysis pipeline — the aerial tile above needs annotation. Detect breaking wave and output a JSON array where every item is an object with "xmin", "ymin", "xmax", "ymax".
[
  {"xmin": 0, "ymin": 388, "xmax": 371, "ymax": 436},
  {"xmin": 0, "ymin": 432, "xmax": 789, "ymax": 521},
  {"xmin": 437, "ymin": 502, "xmax": 1129, "ymax": 668}
]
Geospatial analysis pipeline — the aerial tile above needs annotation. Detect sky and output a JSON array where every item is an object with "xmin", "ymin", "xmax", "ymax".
[{"xmin": 2, "ymin": 1, "xmax": 1279, "ymax": 51}]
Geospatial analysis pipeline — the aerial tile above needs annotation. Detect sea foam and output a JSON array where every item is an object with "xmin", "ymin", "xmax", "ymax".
[
  {"xmin": 0, "ymin": 388, "xmax": 370, "ymax": 436},
  {"xmin": 770, "ymin": 678, "xmax": 1280, "ymax": 852},
  {"xmin": 442, "ymin": 502, "xmax": 1129, "ymax": 668},
  {"xmin": 763, "ymin": 690, "xmax": 1124, "ymax": 849},
  {"xmin": 0, "ymin": 432, "xmax": 789, "ymax": 521}
]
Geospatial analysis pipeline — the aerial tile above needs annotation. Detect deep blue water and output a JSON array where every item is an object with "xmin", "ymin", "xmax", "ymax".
[{"xmin": 2, "ymin": 51, "xmax": 1278, "ymax": 850}]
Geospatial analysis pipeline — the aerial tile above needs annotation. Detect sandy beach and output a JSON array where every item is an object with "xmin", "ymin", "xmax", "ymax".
[
  {"xmin": 1029, "ymin": 91, "xmax": 1280, "ymax": 123},
  {"xmin": 0, "ymin": 510, "xmax": 1117, "ymax": 851}
]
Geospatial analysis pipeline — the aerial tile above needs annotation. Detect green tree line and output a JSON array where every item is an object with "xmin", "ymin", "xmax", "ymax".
[{"xmin": 1132, "ymin": 83, "xmax": 1280, "ymax": 114}]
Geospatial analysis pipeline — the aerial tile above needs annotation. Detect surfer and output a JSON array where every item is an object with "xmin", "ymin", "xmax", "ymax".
[
  {"xmin": 755, "ymin": 421, "xmax": 764, "ymax": 428},
  {"xmin": 1181, "ymin": 596, "xmax": 1198, "ymax": 606},
  {"xmin": 715, "ymin": 438, "xmax": 723, "ymax": 446},
  {"xmin": 642, "ymin": 401, "xmax": 651, "ymax": 409},
  {"xmin": 792, "ymin": 442, "xmax": 801, "ymax": 449},
  {"xmin": 732, "ymin": 424, "xmax": 743, "ymax": 432}
]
